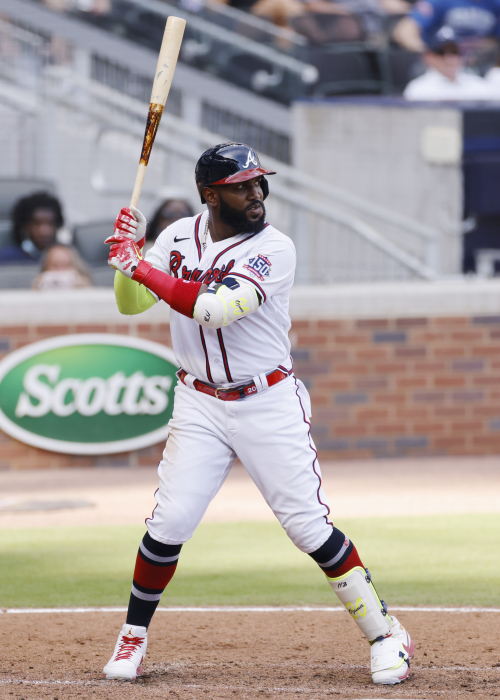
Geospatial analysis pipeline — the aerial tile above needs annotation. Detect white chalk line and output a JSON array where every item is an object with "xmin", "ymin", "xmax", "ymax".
[{"xmin": 1, "ymin": 605, "xmax": 499, "ymax": 614}]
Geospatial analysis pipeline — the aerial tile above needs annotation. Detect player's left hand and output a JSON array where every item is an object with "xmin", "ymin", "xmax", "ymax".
[
  {"xmin": 113, "ymin": 206, "xmax": 147, "ymax": 249},
  {"xmin": 105, "ymin": 234, "xmax": 145, "ymax": 278}
]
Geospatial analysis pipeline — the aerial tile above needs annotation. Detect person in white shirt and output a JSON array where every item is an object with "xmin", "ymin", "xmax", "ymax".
[
  {"xmin": 485, "ymin": 62, "xmax": 500, "ymax": 95},
  {"xmin": 404, "ymin": 26, "xmax": 495, "ymax": 99}
]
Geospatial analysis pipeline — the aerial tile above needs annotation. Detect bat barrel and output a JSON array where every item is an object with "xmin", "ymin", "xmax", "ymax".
[
  {"xmin": 130, "ymin": 16, "xmax": 186, "ymax": 210},
  {"xmin": 151, "ymin": 16, "xmax": 186, "ymax": 107}
]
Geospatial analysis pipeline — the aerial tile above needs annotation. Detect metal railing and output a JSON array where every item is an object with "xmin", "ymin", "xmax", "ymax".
[
  {"xmin": 45, "ymin": 66, "xmax": 432, "ymax": 281},
  {"xmin": 0, "ymin": 14, "xmax": 437, "ymax": 282}
]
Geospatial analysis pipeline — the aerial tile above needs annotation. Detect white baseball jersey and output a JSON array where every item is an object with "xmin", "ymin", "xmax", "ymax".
[
  {"xmin": 146, "ymin": 210, "xmax": 296, "ymax": 386},
  {"xmin": 144, "ymin": 208, "xmax": 333, "ymax": 555}
]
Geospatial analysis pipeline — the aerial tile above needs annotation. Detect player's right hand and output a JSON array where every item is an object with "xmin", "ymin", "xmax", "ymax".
[
  {"xmin": 105, "ymin": 234, "xmax": 145, "ymax": 278},
  {"xmin": 113, "ymin": 206, "xmax": 147, "ymax": 249}
]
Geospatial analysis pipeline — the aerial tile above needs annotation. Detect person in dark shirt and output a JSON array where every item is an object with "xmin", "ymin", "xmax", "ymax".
[
  {"xmin": 0, "ymin": 191, "xmax": 64, "ymax": 264},
  {"xmin": 145, "ymin": 198, "xmax": 194, "ymax": 245}
]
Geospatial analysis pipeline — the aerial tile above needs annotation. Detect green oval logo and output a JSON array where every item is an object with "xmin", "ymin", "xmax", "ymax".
[{"xmin": 0, "ymin": 334, "xmax": 178, "ymax": 454}]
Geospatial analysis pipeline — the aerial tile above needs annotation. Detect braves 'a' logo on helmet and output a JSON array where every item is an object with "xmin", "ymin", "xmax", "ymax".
[{"xmin": 244, "ymin": 149, "xmax": 259, "ymax": 169}]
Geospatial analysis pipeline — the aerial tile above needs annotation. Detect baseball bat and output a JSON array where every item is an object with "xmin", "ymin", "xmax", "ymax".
[{"xmin": 129, "ymin": 16, "xmax": 186, "ymax": 209}]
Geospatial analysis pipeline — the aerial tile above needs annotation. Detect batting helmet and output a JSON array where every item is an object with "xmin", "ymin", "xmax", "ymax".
[{"xmin": 195, "ymin": 143, "xmax": 276, "ymax": 204}]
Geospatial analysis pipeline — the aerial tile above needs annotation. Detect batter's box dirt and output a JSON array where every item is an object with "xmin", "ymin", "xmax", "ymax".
[{"xmin": 1, "ymin": 611, "xmax": 499, "ymax": 699}]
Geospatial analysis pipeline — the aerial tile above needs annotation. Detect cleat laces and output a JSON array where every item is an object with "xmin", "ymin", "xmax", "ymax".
[{"xmin": 114, "ymin": 635, "xmax": 145, "ymax": 661}]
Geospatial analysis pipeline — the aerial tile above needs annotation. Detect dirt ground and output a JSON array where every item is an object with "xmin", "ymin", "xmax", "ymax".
[
  {"xmin": 1, "ymin": 456, "xmax": 499, "ymax": 699},
  {"xmin": 1, "ymin": 610, "xmax": 499, "ymax": 700}
]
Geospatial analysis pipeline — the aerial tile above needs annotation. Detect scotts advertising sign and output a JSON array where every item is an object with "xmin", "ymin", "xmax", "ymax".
[{"xmin": 0, "ymin": 334, "xmax": 178, "ymax": 455}]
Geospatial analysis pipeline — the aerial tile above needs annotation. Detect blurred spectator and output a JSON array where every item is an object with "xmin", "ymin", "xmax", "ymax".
[
  {"xmin": 294, "ymin": 1, "xmax": 365, "ymax": 42},
  {"xmin": 404, "ymin": 26, "xmax": 494, "ymax": 98},
  {"xmin": 393, "ymin": 0, "xmax": 500, "ymax": 53},
  {"xmin": 251, "ymin": 0, "xmax": 304, "ymax": 33},
  {"xmin": 146, "ymin": 199, "xmax": 194, "ymax": 243},
  {"xmin": 211, "ymin": 0, "xmax": 304, "ymax": 35},
  {"xmin": 43, "ymin": 0, "xmax": 111, "ymax": 13},
  {"xmin": 292, "ymin": 0, "xmax": 409, "ymax": 43},
  {"xmin": 0, "ymin": 192, "xmax": 64, "ymax": 265},
  {"xmin": 485, "ymin": 57, "xmax": 500, "ymax": 91},
  {"xmin": 32, "ymin": 245, "xmax": 93, "ymax": 290}
]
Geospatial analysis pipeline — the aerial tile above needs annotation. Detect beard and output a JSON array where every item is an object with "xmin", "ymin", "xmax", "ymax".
[{"xmin": 218, "ymin": 195, "xmax": 266, "ymax": 234}]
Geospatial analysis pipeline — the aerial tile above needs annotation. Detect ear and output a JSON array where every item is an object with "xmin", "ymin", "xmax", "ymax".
[{"xmin": 203, "ymin": 186, "xmax": 219, "ymax": 208}]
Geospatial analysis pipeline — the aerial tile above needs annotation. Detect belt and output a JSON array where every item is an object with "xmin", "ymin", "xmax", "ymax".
[{"xmin": 178, "ymin": 368, "xmax": 289, "ymax": 401}]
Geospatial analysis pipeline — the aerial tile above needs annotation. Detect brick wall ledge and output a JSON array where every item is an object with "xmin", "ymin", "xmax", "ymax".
[{"xmin": 2, "ymin": 278, "xmax": 500, "ymax": 324}]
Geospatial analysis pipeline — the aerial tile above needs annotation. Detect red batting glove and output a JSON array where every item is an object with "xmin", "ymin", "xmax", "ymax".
[
  {"xmin": 113, "ymin": 206, "xmax": 146, "ymax": 250},
  {"xmin": 105, "ymin": 234, "xmax": 149, "ymax": 279}
]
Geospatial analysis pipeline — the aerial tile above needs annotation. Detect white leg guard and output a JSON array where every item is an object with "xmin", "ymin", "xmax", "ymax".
[
  {"xmin": 327, "ymin": 566, "xmax": 412, "ymax": 685},
  {"xmin": 327, "ymin": 566, "xmax": 391, "ymax": 642}
]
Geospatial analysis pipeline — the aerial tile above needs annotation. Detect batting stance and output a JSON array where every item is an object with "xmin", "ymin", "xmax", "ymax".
[{"xmin": 103, "ymin": 143, "xmax": 414, "ymax": 685}]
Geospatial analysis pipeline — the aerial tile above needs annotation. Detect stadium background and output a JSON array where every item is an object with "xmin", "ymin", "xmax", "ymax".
[{"xmin": 0, "ymin": 0, "xmax": 500, "ymax": 697}]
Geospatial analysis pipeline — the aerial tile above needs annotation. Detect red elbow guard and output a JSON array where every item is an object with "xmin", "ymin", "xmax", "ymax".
[{"xmin": 132, "ymin": 260, "xmax": 202, "ymax": 318}]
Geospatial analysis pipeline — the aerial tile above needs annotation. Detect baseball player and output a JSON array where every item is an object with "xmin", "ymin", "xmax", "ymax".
[{"xmin": 102, "ymin": 143, "xmax": 414, "ymax": 685}]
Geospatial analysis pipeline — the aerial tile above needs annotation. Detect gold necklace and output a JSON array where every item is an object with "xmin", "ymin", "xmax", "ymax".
[{"xmin": 201, "ymin": 217, "xmax": 209, "ymax": 252}]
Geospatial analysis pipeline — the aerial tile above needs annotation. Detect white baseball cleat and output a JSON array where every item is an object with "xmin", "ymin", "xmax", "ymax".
[
  {"xmin": 388, "ymin": 615, "xmax": 415, "ymax": 659},
  {"xmin": 103, "ymin": 623, "xmax": 148, "ymax": 680},
  {"xmin": 371, "ymin": 635, "xmax": 410, "ymax": 685}
]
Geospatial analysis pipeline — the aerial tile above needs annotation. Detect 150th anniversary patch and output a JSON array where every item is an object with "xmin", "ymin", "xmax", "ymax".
[{"xmin": 243, "ymin": 254, "xmax": 272, "ymax": 281}]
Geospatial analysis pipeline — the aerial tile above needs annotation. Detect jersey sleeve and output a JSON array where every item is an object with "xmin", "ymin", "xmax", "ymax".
[
  {"xmin": 145, "ymin": 230, "xmax": 171, "ymax": 275},
  {"xmin": 224, "ymin": 235, "xmax": 296, "ymax": 303}
]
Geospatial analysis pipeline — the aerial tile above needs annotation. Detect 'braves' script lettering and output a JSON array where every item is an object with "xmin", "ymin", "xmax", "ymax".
[{"xmin": 170, "ymin": 254, "xmax": 236, "ymax": 284}]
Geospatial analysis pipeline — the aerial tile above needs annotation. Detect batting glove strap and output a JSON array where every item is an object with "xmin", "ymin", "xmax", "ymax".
[{"xmin": 133, "ymin": 263, "xmax": 202, "ymax": 319}]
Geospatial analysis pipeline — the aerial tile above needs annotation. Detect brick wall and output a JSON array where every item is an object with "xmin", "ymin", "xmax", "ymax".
[
  {"xmin": 291, "ymin": 314, "xmax": 500, "ymax": 459},
  {"xmin": 1, "ymin": 313, "xmax": 500, "ymax": 468}
]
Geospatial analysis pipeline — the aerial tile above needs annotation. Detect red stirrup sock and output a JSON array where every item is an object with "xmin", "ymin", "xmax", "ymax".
[
  {"xmin": 126, "ymin": 532, "xmax": 182, "ymax": 629},
  {"xmin": 132, "ymin": 261, "xmax": 202, "ymax": 318}
]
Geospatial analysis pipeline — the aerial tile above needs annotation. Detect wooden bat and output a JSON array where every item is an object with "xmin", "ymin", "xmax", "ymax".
[{"xmin": 130, "ymin": 16, "xmax": 186, "ymax": 209}]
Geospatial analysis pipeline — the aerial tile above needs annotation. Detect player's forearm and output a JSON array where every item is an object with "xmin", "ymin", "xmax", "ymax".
[
  {"xmin": 392, "ymin": 17, "xmax": 425, "ymax": 52},
  {"xmin": 114, "ymin": 271, "xmax": 157, "ymax": 315},
  {"xmin": 133, "ymin": 261, "xmax": 203, "ymax": 317}
]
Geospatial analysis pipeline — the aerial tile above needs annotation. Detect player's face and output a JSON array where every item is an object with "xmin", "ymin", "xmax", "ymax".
[{"xmin": 216, "ymin": 177, "xmax": 266, "ymax": 234}]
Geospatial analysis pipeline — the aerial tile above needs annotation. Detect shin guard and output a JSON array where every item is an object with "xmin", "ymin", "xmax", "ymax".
[{"xmin": 327, "ymin": 566, "xmax": 391, "ymax": 642}]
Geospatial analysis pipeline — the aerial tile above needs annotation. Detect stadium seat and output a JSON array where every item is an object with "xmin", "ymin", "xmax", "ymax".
[
  {"xmin": 73, "ymin": 221, "xmax": 114, "ymax": 266},
  {"xmin": 73, "ymin": 220, "xmax": 115, "ymax": 287},
  {"xmin": 306, "ymin": 44, "xmax": 390, "ymax": 96}
]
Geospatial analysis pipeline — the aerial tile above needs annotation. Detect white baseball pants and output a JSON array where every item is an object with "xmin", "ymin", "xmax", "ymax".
[{"xmin": 147, "ymin": 375, "xmax": 333, "ymax": 553}]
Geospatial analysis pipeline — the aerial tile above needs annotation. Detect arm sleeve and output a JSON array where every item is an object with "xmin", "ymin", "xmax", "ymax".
[
  {"xmin": 226, "ymin": 237, "xmax": 296, "ymax": 303},
  {"xmin": 113, "ymin": 270, "xmax": 157, "ymax": 315},
  {"xmin": 113, "ymin": 226, "xmax": 172, "ymax": 314}
]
